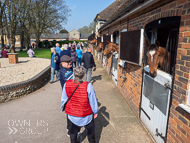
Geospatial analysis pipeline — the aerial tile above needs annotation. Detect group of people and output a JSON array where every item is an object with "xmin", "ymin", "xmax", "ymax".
[
  {"xmin": 50, "ymin": 42, "xmax": 86, "ymax": 83},
  {"xmin": 50, "ymin": 42, "xmax": 98, "ymax": 143},
  {"xmin": 0, "ymin": 48, "xmax": 8, "ymax": 58}
]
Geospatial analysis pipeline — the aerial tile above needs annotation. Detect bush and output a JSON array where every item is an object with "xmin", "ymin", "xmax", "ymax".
[{"xmin": 40, "ymin": 40, "xmax": 87, "ymax": 48}]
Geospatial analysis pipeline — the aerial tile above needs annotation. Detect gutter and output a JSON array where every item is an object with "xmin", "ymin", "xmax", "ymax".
[{"xmin": 99, "ymin": 0, "xmax": 160, "ymax": 32}]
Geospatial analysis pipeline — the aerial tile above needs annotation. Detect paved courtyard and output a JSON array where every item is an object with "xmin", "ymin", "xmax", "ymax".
[{"xmin": 0, "ymin": 61, "xmax": 154, "ymax": 143}]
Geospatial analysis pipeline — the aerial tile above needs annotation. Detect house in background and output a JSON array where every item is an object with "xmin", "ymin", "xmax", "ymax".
[
  {"xmin": 30, "ymin": 29, "xmax": 90, "ymax": 45},
  {"xmin": 0, "ymin": 29, "xmax": 90, "ymax": 48}
]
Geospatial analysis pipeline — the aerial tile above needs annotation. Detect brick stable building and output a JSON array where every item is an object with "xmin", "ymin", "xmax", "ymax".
[{"xmin": 92, "ymin": 0, "xmax": 190, "ymax": 142}]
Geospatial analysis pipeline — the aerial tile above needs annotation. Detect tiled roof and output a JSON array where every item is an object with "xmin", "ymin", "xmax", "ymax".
[
  {"xmin": 99, "ymin": 0, "xmax": 143, "ymax": 31},
  {"xmin": 80, "ymin": 34, "xmax": 91, "ymax": 39},
  {"xmin": 31, "ymin": 32, "xmax": 90, "ymax": 39},
  {"xmin": 31, "ymin": 33, "xmax": 69, "ymax": 39},
  {"xmin": 96, "ymin": 0, "xmax": 126, "ymax": 21}
]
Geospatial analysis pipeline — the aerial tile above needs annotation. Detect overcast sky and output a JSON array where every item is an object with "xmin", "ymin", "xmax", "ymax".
[{"xmin": 64, "ymin": 0, "xmax": 116, "ymax": 32}]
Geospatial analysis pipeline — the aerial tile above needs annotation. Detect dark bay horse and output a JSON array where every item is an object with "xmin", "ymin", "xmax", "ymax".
[
  {"xmin": 104, "ymin": 41, "xmax": 119, "ymax": 56},
  {"xmin": 145, "ymin": 40, "xmax": 170, "ymax": 78}
]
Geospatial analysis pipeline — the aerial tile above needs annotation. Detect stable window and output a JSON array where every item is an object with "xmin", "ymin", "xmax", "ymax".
[
  {"xmin": 144, "ymin": 16, "xmax": 181, "ymax": 75},
  {"xmin": 97, "ymin": 37, "xmax": 101, "ymax": 43},
  {"xmin": 103, "ymin": 34, "xmax": 111, "ymax": 50},
  {"xmin": 113, "ymin": 31, "xmax": 119, "ymax": 44}
]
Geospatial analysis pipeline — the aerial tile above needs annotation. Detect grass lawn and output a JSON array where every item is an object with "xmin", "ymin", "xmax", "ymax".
[{"xmin": 16, "ymin": 49, "xmax": 51, "ymax": 59}]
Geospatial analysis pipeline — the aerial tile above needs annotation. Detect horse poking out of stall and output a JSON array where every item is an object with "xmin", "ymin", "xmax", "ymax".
[
  {"xmin": 89, "ymin": 38, "xmax": 97, "ymax": 44},
  {"xmin": 145, "ymin": 40, "xmax": 170, "ymax": 78},
  {"xmin": 104, "ymin": 41, "xmax": 119, "ymax": 56},
  {"xmin": 96, "ymin": 42, "xmax": 103, "ymax": 51}
]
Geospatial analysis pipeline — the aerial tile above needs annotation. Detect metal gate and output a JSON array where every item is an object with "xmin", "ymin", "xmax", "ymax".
[
  {"xmin": 112, "ymin": 52, "xmax": 118, "ymax": 86},
  {"xmin": 140, "ymin": 28, "xmax": 179, "ymax": 143}
]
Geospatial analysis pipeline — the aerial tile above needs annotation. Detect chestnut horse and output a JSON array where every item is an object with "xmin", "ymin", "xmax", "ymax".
[
  {"xmin": 145, "ymin": 40, "xmax": 170, "ymax": 78},
  {"xmin": 89, "ymin": 38, "xmax": 97, "ymax": 44},
  {"xmin": 104, "ymin": 41, "xmax": 119, "ymax": 56},
  {"xmin": 96, "ymin": 42, "xmax": 103, "ymax": 51}
]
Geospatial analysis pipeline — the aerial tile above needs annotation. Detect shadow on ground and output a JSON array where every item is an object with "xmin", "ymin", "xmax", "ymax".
[
  {"xmin": 91, "ymin": 75, "xmax": 102, "ymax": 84},
  {"xmin": 19, "ymin": 60, "xmax": 29, "ymax": 63},
  {"xmin": 77, "ymin": 102, "xmax": 109, "ymax": 143}
]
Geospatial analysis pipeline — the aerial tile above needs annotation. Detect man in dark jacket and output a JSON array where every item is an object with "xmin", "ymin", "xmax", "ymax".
[
  {"xmin": 59, "ymin": 55, "xmax": 73, "ymax": 89},
  {"xmin": 82, "ymin": 47, "xmax": 96, "ymax": 82},
  {"xmin": 60, "ymin": 44, "xmax": 71, "ymax": 58}
]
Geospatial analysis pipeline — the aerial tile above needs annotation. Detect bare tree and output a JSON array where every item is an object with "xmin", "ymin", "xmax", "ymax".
[
  {"xmin": 30, "ymin": 0, "xmax": 70, "ymax": 48},
  {"xmin": 0, "ymin": 0, "xmax": 6, "ymax": 48}
]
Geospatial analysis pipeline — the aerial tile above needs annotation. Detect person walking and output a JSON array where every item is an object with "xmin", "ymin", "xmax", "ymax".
[
  {"xmin": 70, "ymin": 46, "xmax": 77, "ymax": 68},
  {"xmin": 80, "ymin": 42, "xmax": 83, "ymax": 50},
  {"xmin": 27, "ymin": 47, "xmax": 36, "ymax": 57},
  {"xmin": 82, "ymin": 47, "xmax": 96, "ymax": 83},
  {"xmin": 59, "ymin": 55, "xmax": 74, "ymax": 137},
  {"xmin": 76, "ymin": 46, "xmax": 82, "ymax": 66},
  {"xmin": 2, "ymin": 48, "xmax": 8, "ymax": 58},
  {"xmin": 0, "ymin": 48, "xmax": 2, "ymax": 58},
  {"xmin": 55, "ymin": 43, "xmax": 61, "ymax": 56},
  {"xmin": 50, "ymin": 47, "xmax": 60, "ymax": 83},
  {"xmin": 61, "ymin": 66, "xmax": 98, "ymax": 143},
  {"xmin": 68, "ymin": 43, "xmax": 72, "ymax": 51},
  {"xmin": 60, "ymin": 44, "xmax": 71, "ymax": 58}
]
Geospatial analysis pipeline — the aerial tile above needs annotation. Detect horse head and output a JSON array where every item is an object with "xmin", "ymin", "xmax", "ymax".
[
  {"xmin": 104, "ymin": 41, "xmax": 119, "ymax": 56},
  {"xmin": 145, "ymin": 40, "xmax": 161, "ymax": 78},
  {"xmin": 96, "ymin": 42, "xmax": 103, "ymax": 51},
  {"xmin": 90, "ymin": 38, "xmax": 97, "ymax": 44}
]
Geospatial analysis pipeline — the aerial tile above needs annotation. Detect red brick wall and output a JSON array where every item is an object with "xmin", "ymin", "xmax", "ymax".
[{"xmin": 97, "ymin": 0, "xmax": 190, "ymax": 142}]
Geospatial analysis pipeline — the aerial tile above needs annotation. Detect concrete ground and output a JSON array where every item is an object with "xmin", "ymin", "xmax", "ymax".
[{"xmin": 0, "ymin": 61, "xmax": 154, "ymax": 143}]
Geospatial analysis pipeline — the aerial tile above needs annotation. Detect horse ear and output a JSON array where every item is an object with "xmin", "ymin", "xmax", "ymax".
[
  {"xmin": 155, "ymin": 40, "xmax": 160, "ymax": 47},
  {"xmin": 107, "ymin": 41, "xmax": 110, "ymax": 44},
  {"xmin": 145, "ymin": 40, "xmax": 150, "ymax": 49}
]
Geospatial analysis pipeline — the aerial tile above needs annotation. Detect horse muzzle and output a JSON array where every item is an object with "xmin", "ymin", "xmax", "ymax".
[{"xmin": 149, "ymin": 71, "xmax": 157, "ymax": 78}]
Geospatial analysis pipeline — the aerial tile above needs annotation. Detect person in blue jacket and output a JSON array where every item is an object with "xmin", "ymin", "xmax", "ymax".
[
  {"xmin": 55, "ymin": 43, "xmax": 61, "ymax": 56},
  {"xmin": 76, "ymin": 46, "xmax": 83, "ymax": 66},
  {"xmin": 50, "ymin": 47, "xmax": 60, "ymax": 83}
]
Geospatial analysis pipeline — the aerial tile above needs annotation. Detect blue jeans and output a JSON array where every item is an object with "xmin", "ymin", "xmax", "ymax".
[
  {"xmin": 84, "ymin": 68, "xmax": 92, "ymax": 82},
  {"xmin": 77, "ymin": 58, "xmax": 81, "ymax": 66},
  {"xmin": 51, "ymin": 67, "xmax": 59, "ymax": 81}
]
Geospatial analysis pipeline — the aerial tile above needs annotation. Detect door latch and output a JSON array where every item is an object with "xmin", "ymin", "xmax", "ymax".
[
  {"xmin": 156, "ymin": 128, "xmax": 166, "ymax": 142},
  {"xmin": 164, "ymin": 82, "xmax": 172, "ymax": 90}
]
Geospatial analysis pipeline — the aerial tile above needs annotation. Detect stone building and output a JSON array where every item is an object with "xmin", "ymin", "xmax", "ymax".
[
  {"xmin": 92, "ymin": 0, "xmax": 190, "ymax": 142},
  {"xmin": 0, "ymin": 29, "xmax": 90, "ymax": 48}
]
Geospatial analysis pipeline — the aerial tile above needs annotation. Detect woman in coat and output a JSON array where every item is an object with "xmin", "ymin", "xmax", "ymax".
[
  {"xmin": 70, "ymin": 46, "xmax": 77, "ymax": 68},
  {"xmin": 61, "ymin": 66, "xmax": 98, "ymax": 143},
  {"xmin": 50, "ymin": 47, "xmax": 60, "ymax": 83}
]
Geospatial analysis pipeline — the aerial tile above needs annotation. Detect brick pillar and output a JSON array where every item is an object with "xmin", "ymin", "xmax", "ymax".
[{"xmin": 7, "ymin": 53, "xmax": 18, "ymax": 64}]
